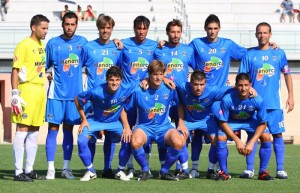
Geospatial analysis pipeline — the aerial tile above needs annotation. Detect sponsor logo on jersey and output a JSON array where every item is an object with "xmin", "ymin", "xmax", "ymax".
[
  {"xmin": 63, "ymin": 54, "xmax": 80, "ymax": 71},
  {"xmin": 255, "ymin": 63, "xmax": 275, "ymax": 81},
  {"xmin": 233, "ymin": 111, "xmax": 250, "ymax": 120},
  {"xmin": 96, "ymin": 57, "xmax": 114, "ymax": 75},
  {"xmin": 36, "ymin": 55, "xmax": 46, "ymax": 74},
  {"xmin": 146, "ymin": 103, "xmax": 166, "ymax": 119},
  {"xmin": 103, "ymin": 105, "xmax": 121, "ymax": 116},
  {"xmin": 204, "ymin": 56, "xmax": 223, "ymax": 72},
  {"xmin": 186, "ymin": 103, "xmax": 205, "ymax": 112},
  {"xmin": 166, "ymin": 58, "xmax": 184, "ymax": 74},
  {"xmin": 130, "ymin": 57, "xmax": 149, "ymax": 74}
]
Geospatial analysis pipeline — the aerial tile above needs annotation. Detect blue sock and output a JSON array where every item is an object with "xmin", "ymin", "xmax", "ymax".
[
  {"xmin": 246, "ymin": 134, "xmax": 257, "ymax": 171},
  {"xmin": 161, "ymin": 147, "xmax": 181, "ymax": 174},
  {"xmin": 175, "ymin": 161, "xmax": 181, "ymax": 171},
  {"xmin": 259, "ymin": 141, "xmax": 272, "ymax": 174},
  {"xmin": 178, "ymin": 144, "xmax": 189, "ymax": 173},
  {"xmin": 78, "ymin": 134, "xmax": 94, "ymax": 172},
  {"xmin": 45, "ymin": 129, "xmax": 58, "ymax": 161},
  {"xmin": 88, "ymin": 140, "xmax": 96, "ymax": 163},
  {"xmin": 158, "ymin": 146, "xmax": 167, "ymax": 165},
  {"xmin": 62, "ymin": 129, "xmax": 73, "ymax": 161},
  {"xmin": 103, "ymin": 135, "xmax": 116, "ymax": 171},
  {"xmin": 191, "ymin": 130, "xmax": 203, "ymax": 162},
  {"xmin": 144, "ymin": 143, "xmax": 152, "ymax": 154},
  {"xmin": 273, "ymin": 137, "xmax": 285, "ymax": 171},
  {"xmin": 208, "ymin": 145, "xmax": 217, "ymax": 165},
  {"xmin": 118, "ymin": 141, "xmax": 132, "ymax": 171},
  {"xmin": 132, "ymin": 146, "xmax": 148, "ymax": 172},
  {"xmin": 217, "ymin": 141, "xmax": 228, "ymax": 174}
]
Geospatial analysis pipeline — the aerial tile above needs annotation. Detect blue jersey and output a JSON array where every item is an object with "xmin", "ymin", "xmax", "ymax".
[
  {"xmin": 189, "ymin": 37, "xmax": 247, "ymax": 86},
  {"xmin": 239, "ymin": 47, "xmax": 290, "ymax": 109},
  {"xmin": 77, "ymin": 83, "xmax": 135, "ymax": 122},
  {"xmin": 154, "ymin": 43, "xmax": 196, "ymax": 84},
  {"xmin": 46, "ymin": 35, "xmax": 87, "ymax": 100},
  {"xmin": 119, "ymin": 38, "xmax": 157, "ymax": 84},
  {"xmin": 130, "ymin": 83, "xmax": 178, "ymax": 129},
  {"xmin": 82, "ymin": 40, "xmax": 121, "ymax": 90},
  {"xmin": 176, "ymin": 82, "xmax": 231, "ymax": 122},
  {"xmin": 218, "ymin": 90, "xmax": 267, "ymax": 124}
]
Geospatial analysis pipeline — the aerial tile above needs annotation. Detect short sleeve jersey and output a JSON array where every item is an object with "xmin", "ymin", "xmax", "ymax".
[
  {"xmin": 239, "ymin": 47, "xmax": 290, "ymax": 109},
  {"xmin": 46, "ymin": 35, "xmax": 87, "ymax": 99},
  {"xmin": 189, "ymin": 37, "xmax": 247, "ymax": 86},
  {"xmin": 218, "ymin": 90, "xmax": 267, "ymax": 123},
  {"xmin": 281, "ymin": 1, "xmax": 293, "ymax": 10},
  {"xmin": 77, "ymin": 83, "xmax": 136, "ymax": 122},
  {"xmin": 130, "ymin": 83, "xmax": 178, "ymax": 128},
  {"xmin": 13, "ymin": 37, "xmax": 46, "ymax": 85},
  {"xmin": 119, "ymin": 38, "xmax": 157, "ymax": 84},
  {"xmin": 176, "ymin": 82, "xmax": 231, "ymax": 121},
  {"xmin": 82, "ymin": 40, "xmax": 121, "ymax": 90},
  {"xmin": 154, "ymin": 43, "xmax": 196, "ymax": 84}
]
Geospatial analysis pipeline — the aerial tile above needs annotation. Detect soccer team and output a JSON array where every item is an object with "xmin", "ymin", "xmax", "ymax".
[{"xmin": 10, "ymin": 12, "xmax": 294, "ymax": 182}]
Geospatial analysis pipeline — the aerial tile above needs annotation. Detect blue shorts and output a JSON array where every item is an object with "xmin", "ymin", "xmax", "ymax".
[
  {"xmin": 217, "ymin": 120, "xmax": 269, "ymax": 136},
  {"xmin": 133, "ymin": 123, "xmax": 174, "ymax": 148},
  {"xmin": 46, "ymin": 99, "xmax": 80, "ymax": 125},
  {"xmin": 81, "ymin": 117, "xmax": 123, "ymax": 142},
  {"xmin": 266, "ymin": 109, "xmax": 285, "ymax": 134},
  {"xmin": 184, "ymin": 115, "xmax": 217, "ymax": 135}
]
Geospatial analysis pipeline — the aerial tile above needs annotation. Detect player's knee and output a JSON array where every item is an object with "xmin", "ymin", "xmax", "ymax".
[
  {"xmin": 131, "ymin": 136, "xmax": 144, "ymax": 149},
  {"xmin": 260, "ymin": 133, "xmax": 272, "ymax": 142},
  {"xmin": 217, "ymin": 135, "xmax": 227, "ymax": 142},
  {"xmin": 77, "ymin": 134, "xmax": 89, "ymax": 147},
  {"xmin": 169, "ymin": 137, "xmax": 184, "ymax": 150}
]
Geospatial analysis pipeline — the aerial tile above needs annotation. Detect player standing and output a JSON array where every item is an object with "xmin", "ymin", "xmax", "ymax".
[
  {"xmin": 239, "ymin": 22, "xmax": 294, "ymax": 179},
  {"xmin": 11, "ymin": 14, "xmax": 49, "ymax": 182},
  {"xmin": 116, "ymin": 15, "xmax": 158, "ymax": 178},
  {"xmin": 81, "ymin": 14, "xmax": 122, "ymax": 179},
  {"xmin": 45, "ymin": 12, "xmax": 87, "ymax": 180},
  {"xmin": 188, "ymin": 14, "xmax": 247, "ymax": 177}
]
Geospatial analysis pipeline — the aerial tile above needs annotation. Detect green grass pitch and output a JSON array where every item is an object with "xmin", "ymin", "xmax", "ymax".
[{"xmin": 0, "ymin": 144, "xmax": 299, "ymax": 193}]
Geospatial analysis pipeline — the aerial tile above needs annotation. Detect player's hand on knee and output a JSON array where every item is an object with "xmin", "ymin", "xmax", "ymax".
[
  {"xmin": 235, "ymin": 140, "xmax": 245, "ymax": 155},
  {"xmin": 78, "ymin": 120, "xmax": 89, "ymax": 134},
  {"xmin": 11, "ymin": 89, "xmax": 27, "ymax": 115},
  {"xmin": 121, "ymin": 127, "xmax": 132, "ymax": 143},
  {"xmin": 244, "ymin": 142, "xmax": 254, "ymax": 156}
]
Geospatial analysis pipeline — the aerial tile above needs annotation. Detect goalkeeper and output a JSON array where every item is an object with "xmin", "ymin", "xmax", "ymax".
[{"xmin": 11, "ymin": 14, "xmax": 50, "ymax": 182}]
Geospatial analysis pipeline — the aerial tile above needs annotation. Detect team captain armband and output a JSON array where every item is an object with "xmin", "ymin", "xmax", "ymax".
[{"xmin": 282, "ymin": 66, "xmax": 291, "ymax": 74}]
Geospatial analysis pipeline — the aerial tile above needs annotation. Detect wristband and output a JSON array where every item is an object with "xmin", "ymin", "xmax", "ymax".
[{"xmin": 12, "ymin": 89, "xmax": 19, "ymax": 96}]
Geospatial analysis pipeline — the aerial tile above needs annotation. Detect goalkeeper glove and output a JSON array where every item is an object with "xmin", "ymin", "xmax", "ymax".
[{"xmin": 11, "ymin": 89, "xmax": 27, "ymax": 115}]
